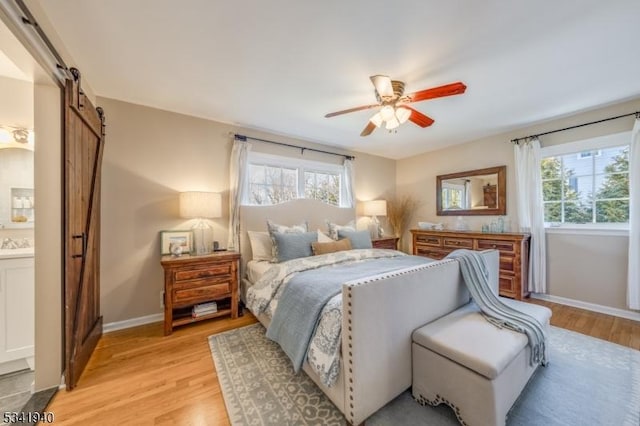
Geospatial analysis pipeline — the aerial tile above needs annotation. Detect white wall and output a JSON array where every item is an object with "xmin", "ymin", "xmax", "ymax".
[{"xmin": 397, "ymin": 97, "xmax": 640, "ymax": 313}]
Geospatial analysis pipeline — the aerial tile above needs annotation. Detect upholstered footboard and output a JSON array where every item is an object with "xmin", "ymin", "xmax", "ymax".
[{"xmin": 341, "ymin": 250, "xmax": 499, "ymax": 425}]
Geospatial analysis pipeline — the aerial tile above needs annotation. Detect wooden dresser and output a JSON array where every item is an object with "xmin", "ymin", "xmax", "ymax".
[
  {"xmin": 410, "ymin": 229, "xmax": 530, "ymax": 300},
  {"xmin": 161, "ymin": 251, "xmax": 240, "ymax": 335}
]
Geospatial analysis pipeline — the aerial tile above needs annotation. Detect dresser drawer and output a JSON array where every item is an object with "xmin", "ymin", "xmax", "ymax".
[
  {"xmin": 499, "ymin": 273, "xmax": 516, "ymax": 296},
  {"xmin": 175, "ymin": 264, "xmax": 231, "ymax": 281},
  {"xmin": 443, "ymin": 237, "xmax": 473, "ymax": 250},
  {"xmin": 499, "ymin": 254, "xmax": 516, "ymax": 273},
  {"xmin": 415, "ymin": 246, "xmax": 449, "ymax": 259},
  {"xmin": 414, "ymin": 234, "xmax": 442, "ymax": 247},
  {"xmin": 173, "ymin": 280, "xmax": 231, "ymax": 306},
  {"xmin": 476, "ymin": 239, "xmax": 516, "ymax": 253}
]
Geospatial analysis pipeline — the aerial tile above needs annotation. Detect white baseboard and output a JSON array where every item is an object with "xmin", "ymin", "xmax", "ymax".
[
  {"xmin": 103, "ymin": 313, "xmax": 163, "ymax": 333},
  {"xmin": 531, "ymin": 293, "xmax": 640, "ymax": 322}
]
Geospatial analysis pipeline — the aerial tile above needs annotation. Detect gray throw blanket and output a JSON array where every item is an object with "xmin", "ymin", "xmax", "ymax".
[
  {"xmin": 447, "ymin": 249, "xmax": 547, "ymax": 366},
  {"xmin": 267, "ymin": 256, "xmax": 433, "ymax": 372}
]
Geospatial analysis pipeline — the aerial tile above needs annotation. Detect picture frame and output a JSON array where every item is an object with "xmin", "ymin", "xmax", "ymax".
[{"xmin": 160, "ymin": 230, "xmax": 193, "ymax": 255}]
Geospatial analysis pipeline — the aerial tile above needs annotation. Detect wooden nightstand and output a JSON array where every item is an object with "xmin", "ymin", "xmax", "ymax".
[
  {"xmin": 372, "ymin": 236, "xmax": 399, "ymax": 250},
  {"xmin": 160, "ymin": 251, "xmax": 240, "ymax": 335}
]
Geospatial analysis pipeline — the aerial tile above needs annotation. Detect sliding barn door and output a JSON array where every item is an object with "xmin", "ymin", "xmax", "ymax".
[{"xmin": 64, "ymin": 68, "xmax": 105, "ymax": 389}]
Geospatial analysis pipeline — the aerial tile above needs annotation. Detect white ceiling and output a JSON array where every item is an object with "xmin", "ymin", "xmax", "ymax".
[{"xmin": 37, "ymin": 0, "xmax": 640, "ymax": 159}]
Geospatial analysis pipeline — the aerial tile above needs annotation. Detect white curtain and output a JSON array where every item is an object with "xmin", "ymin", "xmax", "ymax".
[
  {"xmin": 343, "ymin": 158, "xmax": 355, "ymax": 208},
  {"xmin": 514, "ymin": 137, "xmax": 547, "ymax": 293},
  {"xmin": 628, "ymin": 118, "xmax": 640, "ymax": 309},
  {"xmin": 227, "ymin": 139, "xmax": 250, "ymax": 250},
  {"xmin": 464, "ymin": 180, "xmax": 472, "ymax": 209}
]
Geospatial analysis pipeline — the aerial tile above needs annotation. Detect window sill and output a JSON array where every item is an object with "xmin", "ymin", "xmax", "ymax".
[{"xmin": 544, "ymin": 226, "xmax": 629, "ymax": 237}]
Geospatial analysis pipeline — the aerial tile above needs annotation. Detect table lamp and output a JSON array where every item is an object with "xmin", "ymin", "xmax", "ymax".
[
  {"xmin": 179, "ymin": 191, "xmax": 222, "ymax": 255},
  {"xmin": 363, "ymin": 199, "xmax": 387, "ymax": 239}
]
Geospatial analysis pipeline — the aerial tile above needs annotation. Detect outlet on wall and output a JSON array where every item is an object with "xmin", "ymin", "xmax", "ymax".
[{"xmin": 160, "ymin": 290, "xmax": 165, "ymax": 308}]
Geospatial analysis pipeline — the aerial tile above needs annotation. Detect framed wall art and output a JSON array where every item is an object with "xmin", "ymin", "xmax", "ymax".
[{"xmin": 160, "ymin": 230, "xmax": 193, "ymax": 255}]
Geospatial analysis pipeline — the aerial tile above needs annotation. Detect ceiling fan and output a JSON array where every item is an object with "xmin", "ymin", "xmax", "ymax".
[{"xmin": 325, "ymin": 75, "xmax": 467, "ymax": 136}]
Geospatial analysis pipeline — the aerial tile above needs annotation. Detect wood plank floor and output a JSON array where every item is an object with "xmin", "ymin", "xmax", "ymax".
[{"xmin": 41, "ymin": 302, "xmax": 639, "ymax": 425}]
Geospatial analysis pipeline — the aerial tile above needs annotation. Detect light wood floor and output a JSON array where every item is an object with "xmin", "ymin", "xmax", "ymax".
[{"xmin": 41, "ymin": 302, "xmax": 639, "ymax": 425}]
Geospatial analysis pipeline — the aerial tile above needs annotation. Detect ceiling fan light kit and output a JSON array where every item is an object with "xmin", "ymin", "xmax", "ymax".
[{"xmin": 325, "ymin": 75, "xmax": 467, "ymax": 137}]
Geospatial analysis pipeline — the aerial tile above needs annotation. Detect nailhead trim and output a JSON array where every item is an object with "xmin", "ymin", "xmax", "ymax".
[
  {"xmin": 414, "ymin": 393, "xmax": 468, "ymax": 426},
  {"xmin": 342, "ymin": 259, "xmax": 457, "ymax": 424}
]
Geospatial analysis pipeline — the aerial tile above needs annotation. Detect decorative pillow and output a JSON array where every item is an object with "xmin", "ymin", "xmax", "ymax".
[
  {"xmin": 271, "ymin": 231, "xmax": 318, "ymax": 262},
  {"xmin": 311, "ymin": 238, "xmax": 352, "ymax": 255},
  {"xmin": 247, "ymin": 231, "xmax": 273, "ymax": 261},
  {"xmin": 317, "ymin": 229, "xmax": 334, "ymax": 243},
  {"xmin": 338, "ymin": 229, "xmax": 373, "ymax": 249},
  {"xmin": 326, "ymin": 220, "xmax": 356, "ymax": 240},
  {"xmin": 267, "ymin": 220, "xmax": 309, "ymax": 261}
]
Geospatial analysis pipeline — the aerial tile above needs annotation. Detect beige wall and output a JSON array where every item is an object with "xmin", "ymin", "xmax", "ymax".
[
  {"xmin": 97, "ymin": 97, "xmax": 395, "ymax": 324},
  {"xmin": 397, "ymin": 97, "xmax": 640, "ymax": 312}
]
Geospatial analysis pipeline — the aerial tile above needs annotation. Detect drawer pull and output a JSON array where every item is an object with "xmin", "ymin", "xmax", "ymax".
[{"xmin": 492, "ymin": 244, "xmax": 497, "ymax": 248}]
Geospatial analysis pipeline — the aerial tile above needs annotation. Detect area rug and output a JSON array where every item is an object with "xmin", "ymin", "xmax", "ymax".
[{"xmin": 208, "ymin": 323, "xmax": 640, "ymax": 426}]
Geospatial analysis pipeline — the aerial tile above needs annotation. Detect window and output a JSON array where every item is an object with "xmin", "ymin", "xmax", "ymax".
[
  {"xmin": 441, "ymin": 182, "xmax": 465, "ymax": 210},
  {"xmin": 541, "ymin": 132, "xmax": 630, "ymax": 227},
  {"xmin": 304, "ymin": 170, "xmax": 340, "ymax": 206},
  {"xmin": 247, "ymin": 164, "xmax": 297, "ymax": 205},
  {"xmin": 243, "ymin": 152, "xmax": 347, "ymax": 206}
]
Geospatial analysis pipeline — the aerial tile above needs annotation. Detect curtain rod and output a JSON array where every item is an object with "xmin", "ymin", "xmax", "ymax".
[
  {"xmin": 233, "ymin": 133, "xmax": 355, "ymax": 161},
  {"xmin": 510, "ymin": 111, "xmax": 640, "ymax": 144}
]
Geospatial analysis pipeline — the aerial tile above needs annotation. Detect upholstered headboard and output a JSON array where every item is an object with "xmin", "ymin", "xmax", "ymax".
[{"xmin": 239, "ymin": 199, "xmax": 356, "ymax": 276}]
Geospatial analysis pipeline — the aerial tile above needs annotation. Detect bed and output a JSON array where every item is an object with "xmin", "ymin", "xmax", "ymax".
[{"xmin": 239, "ymin": 199, "xmax": 499, "ymax": 425}]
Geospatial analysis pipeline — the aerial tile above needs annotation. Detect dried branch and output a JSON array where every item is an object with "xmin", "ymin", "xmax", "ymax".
[{"xmin": 387, "ymin": 195, "xmax": 420, "ymax": 241}]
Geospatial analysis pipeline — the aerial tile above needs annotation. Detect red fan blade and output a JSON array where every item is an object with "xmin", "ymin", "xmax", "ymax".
[
  {"xmin": 370, "ymin": 75, "xmax": 393, "ymax": 97},
  {"xmin": 404, "ymin": 106, "xmax": 435, "ymax": 127},
  {"xmin": 325, "ymin": 104, "xmax": 380, "ymax": 118},
  {"xmin": 360, "ymin": 121, "xmax": 377, "ymax": 137},
  {"xmin": 405, "ymin": 82, "xmax": 467, "ymax": 103}
]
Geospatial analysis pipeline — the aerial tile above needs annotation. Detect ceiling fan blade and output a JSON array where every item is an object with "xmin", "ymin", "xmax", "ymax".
[
  {"xmin": 325, "ymin": 104, "xmax": 380, "ymax": 118},
  {"xmin": 360, "ymin": 121, "xmax": 377, "ymax": 137},
  {"xmin": 370, "ymin": 75, "xmax": 394, "ymax": 98},
  {"xmin": 404, "ymin": 106, "xmax": 435, "ymax": 127},
  {"xmin": 405, "ymin": 82, "xmax": 467, "ymax": 103}
]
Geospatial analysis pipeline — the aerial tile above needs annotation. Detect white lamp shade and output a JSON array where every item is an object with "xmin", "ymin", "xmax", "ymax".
[
  {"xmin": 395, "ymin": 107, "xmax": 411, "ymax": 124},
  {"xmin": 385, "ymin": 116, "xmax": 400, "ymax": 130},
  {"xmin": 380, "ymin": 105, "xmax": 395, "ymax": 121},
  {"xmin": 369, "ymin": 112, "xmax": 383, "ymax": 128},
  {"xmin": 363, "ymin": 199, "xmax": 387, "ymax": 217},
  {"xmin": 179, "ymin": 192, "xmax": 222, "ymax": 218}
]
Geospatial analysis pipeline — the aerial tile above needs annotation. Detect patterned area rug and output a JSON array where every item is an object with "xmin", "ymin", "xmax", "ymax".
[{"xmin": 208, "ymin": 323, "xmax": 640, "ymax": 426}]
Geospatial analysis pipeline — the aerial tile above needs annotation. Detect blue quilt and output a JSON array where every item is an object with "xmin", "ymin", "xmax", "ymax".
[{"xmin": 266, "ymin": 255, "xmax": 433, "ymax": 372}]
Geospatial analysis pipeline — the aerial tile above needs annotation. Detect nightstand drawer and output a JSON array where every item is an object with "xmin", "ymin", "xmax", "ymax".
[
  {"xmin": 372, "ymin": 238, "xmax": 398, "ymax": 249},
  {"xmin": 173, "ymin": 281, "xmax": 231, "ymax": 306},
  {"xmin": 175, "ymin": 264, "xmax": 231, "ymax": 281},
  {"xmin": 477, "ymin": 239, "xmax": 516, "ymax": 253},
  {"xmin": 443, "ymin": 237, "xmax": 473, "ymax": 249}
]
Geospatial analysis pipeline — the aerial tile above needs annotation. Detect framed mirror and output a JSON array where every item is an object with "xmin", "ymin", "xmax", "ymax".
[{"xmin": 436, "ymin": 165, "xmax": 506, "ymax": 216}]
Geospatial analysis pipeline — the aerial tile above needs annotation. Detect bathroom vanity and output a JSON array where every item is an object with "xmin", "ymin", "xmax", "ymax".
[{"xmin": 0, "ymin": 248, "xmax": 34, "ymax": 375}]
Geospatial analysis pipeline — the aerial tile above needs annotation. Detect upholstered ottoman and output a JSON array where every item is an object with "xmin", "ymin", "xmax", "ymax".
[{"xmin": 411, "ymin": 300, "xmax": 551, "ymax": 426}]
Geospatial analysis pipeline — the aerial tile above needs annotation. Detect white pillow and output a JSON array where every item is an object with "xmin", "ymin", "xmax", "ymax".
[
  {"xmin": 326, "ymin": 220, "xmax": 356, "ymax": 240},
  {"xmin": 247, "ymin": 231, "xmax": 273, "ymax": 261},
  {"xmin": 317, "ymin": 229, "xmax": 334, "ymax": 243}
]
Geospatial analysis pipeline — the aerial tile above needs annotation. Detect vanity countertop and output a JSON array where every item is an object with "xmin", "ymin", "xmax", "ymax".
[{"xmin": 0, "ymin": 248, "xmax": 34, "ymax": 259}]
